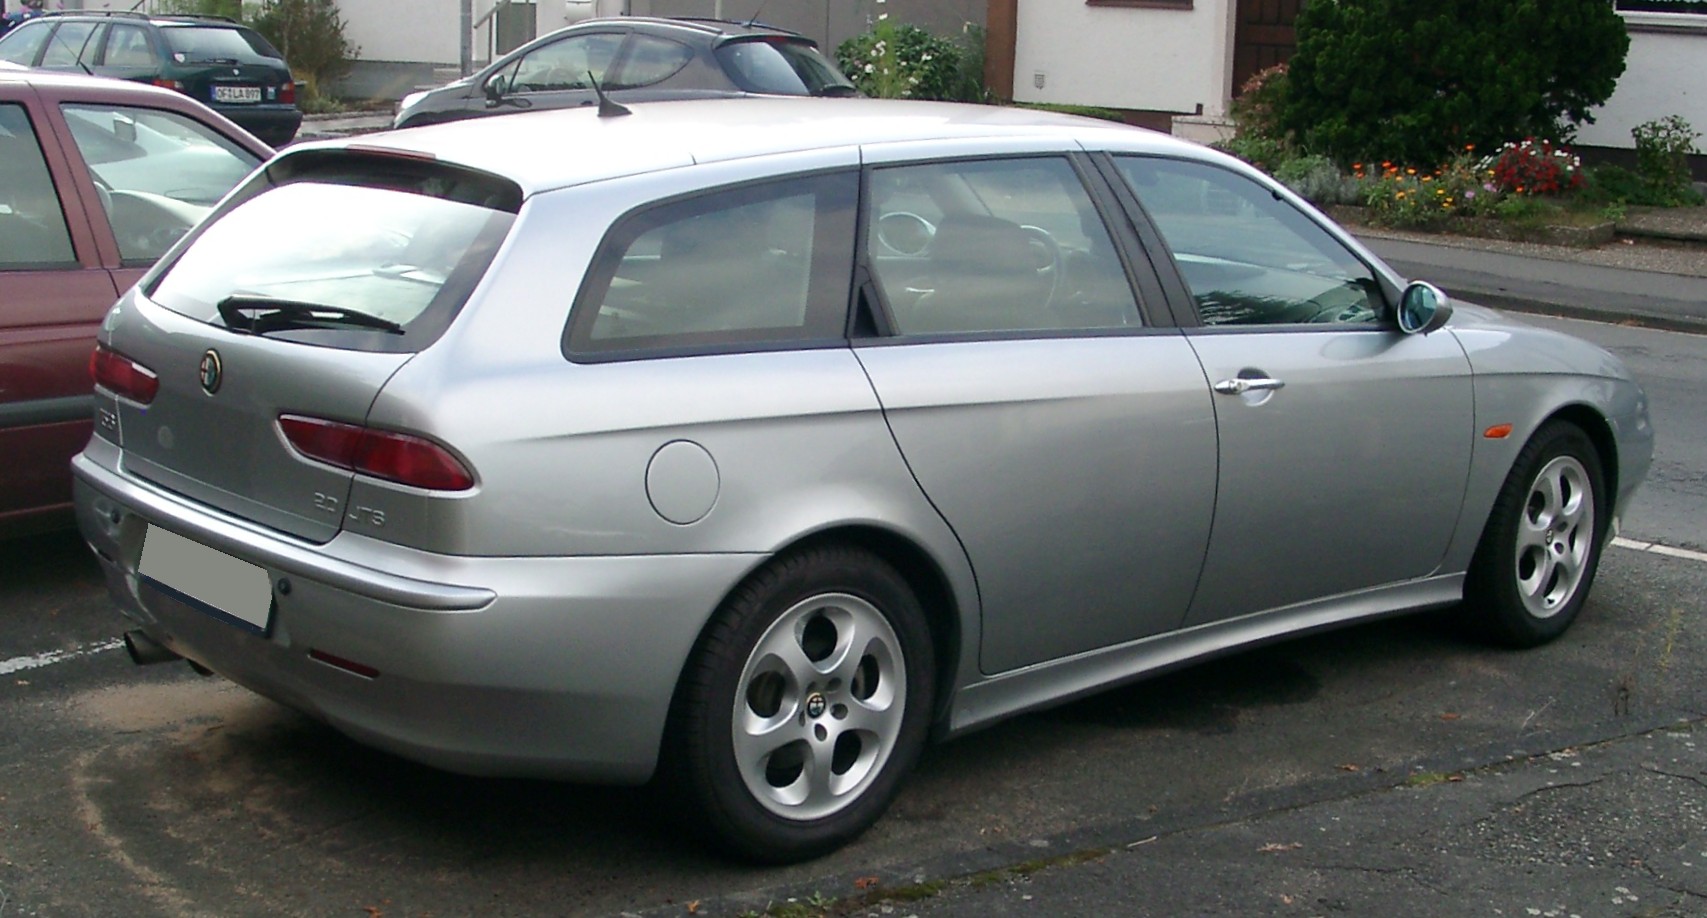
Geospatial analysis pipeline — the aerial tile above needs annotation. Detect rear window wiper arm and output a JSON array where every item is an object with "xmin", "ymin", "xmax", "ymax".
[{"xmin": 217, "ymin": 295, "xmax": 405, "ymax": 336}]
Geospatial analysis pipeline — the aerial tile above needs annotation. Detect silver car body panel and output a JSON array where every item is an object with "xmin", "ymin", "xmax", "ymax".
[
  {"xmin": 1180, "ymin": 327, "xmax": 1474, "ymax": 626},
  {"xmin": 854, "ymin": 336, "xmax": 1218, "ymax": 674},
  {"xmin": 72, "ymin": 99, "xmax": 1653, "ymax": 782}
]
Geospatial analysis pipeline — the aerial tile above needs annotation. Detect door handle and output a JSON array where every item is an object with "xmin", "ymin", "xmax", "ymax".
[{"xmin": 1213, "ymin": 377, "xmax": 1285, "ymax": 395}]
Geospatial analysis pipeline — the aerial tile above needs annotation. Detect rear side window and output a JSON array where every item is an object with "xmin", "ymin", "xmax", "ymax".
[
  {"xmin": 0, "ymin": 103, "xmax": 76, "ymax": 268},
  {"xmin": 145, "ymin": 153, "xmax": 520, "ymax": 353},
  {"xmin": 102, "ymin": 25, "xmax": 158, "ymax": 68},
  {"xmin": 715, "ymin": 39, "xmax": 855, "ymax": 96},
  {"xmin": 566, "ymin": 171, "xmax": 857, "ymax": 358},
  {"xmin": 612, "ymin": 35, "xmax": 693, "ymax": 88}
]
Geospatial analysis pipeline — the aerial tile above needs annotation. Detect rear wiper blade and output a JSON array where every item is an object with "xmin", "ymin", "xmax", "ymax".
[
  {"xmin": 217, "ymin": 295, "xmax": 405, "ymax": 335},
  {"xmin": 814, "ymin": 85, "xmax": 860, "ymax": 98}
]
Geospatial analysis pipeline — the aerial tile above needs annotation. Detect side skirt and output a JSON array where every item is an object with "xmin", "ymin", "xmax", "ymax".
[{"xmin": 945, "ymin": 574, "xmax": 1465, "ymax": 737}]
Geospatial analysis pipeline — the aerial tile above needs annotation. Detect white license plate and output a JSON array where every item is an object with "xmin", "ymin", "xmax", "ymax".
[
  {"xmin": 139, "ymin": 525, "xmax": 273, "ymax": 634},
  {"xmin": 213, "ymin": 85, "xmax": 262, "ymax": 103}
]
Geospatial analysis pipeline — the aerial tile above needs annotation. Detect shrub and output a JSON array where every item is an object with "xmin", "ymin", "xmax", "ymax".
[
  {"xmin": 836, "ymin": 20, "xmax": 961, "ymax": 101},
  {"xmin": 1483, "ymin": 139, "xmax": 1586, "ymax": 196},
  {"xmin": 1273, "ymin": 153, "xmax": 1357, "ymax": 206},
  {"xmin": 249, "ymin": 0, "xmax": 358, "ymax": 101},
  {"xmin": 1279, "ymin": 0, "xmax": 1629, "ymax": 168},
  {"xmin": 945, "ymin": 23, "xmax": 991, "ymax": 104},
  {"xmin": 1631, "ymin": 115, "xmax": 1703, "ymax": 206},
  {"xmin": 1228, "ymin": 63, "xmax": 1289, "ymax": 147}
]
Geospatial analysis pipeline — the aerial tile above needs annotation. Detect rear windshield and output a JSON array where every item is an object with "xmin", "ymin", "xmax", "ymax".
[
  {"xmin": 715, "ymin": 38, "xmax": 856, "ymax": 97},
  {"xmin": 162, "ymin": 26, "xmax": 283, "ymax": 64},
  {"xmin": 145, "ymin": 154, "xmax": 519, "ymax": 353}
]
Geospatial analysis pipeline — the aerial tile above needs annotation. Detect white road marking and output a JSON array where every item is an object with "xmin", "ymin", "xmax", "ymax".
[
  {"xmin": 1, "ymin": 639, "xmax": 124, "ymax": 676},
  {"xmin": 1613, "ymin": 537, "xmax": 1707, "ymax": 564},
  {"xmin": 3, "ymin": 540, "xmax": 1702, "ymax": 677}
]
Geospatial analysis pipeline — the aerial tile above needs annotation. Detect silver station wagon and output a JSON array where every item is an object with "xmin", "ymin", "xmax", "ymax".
[{"xmin": 73, "ymin": 99, "xmax": 1652, "ymax": 862}]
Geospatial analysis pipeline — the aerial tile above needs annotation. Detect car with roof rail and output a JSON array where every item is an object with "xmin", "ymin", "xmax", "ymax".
[
  {"xmin": 0, "ymin": 9, "xmax": 300, "ymax": 144},
  {"xmin": 73, "ymin": 97, "xmax": 1651, "ymax": 862},
  {"xmin": 1, "ymin": 65, "xmax": 267, "ymax": 538},
  {"xmin": 392, "ymin": 15, "xmax": 855, "ymax": 129}
]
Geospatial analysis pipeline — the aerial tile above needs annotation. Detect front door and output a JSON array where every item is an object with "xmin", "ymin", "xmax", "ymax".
[{"xmin": 1110, "ymin": 154, "xmax": 1473, "ymax": 627}]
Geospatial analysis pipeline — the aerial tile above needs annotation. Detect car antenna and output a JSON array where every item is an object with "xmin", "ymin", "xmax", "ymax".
[
  {"xmin": 587, "ymin": 72, "xmax": 631, "ymax": 118},
  {"xmin": 744, "ymin": 0, "xmax": 773, "ymax": 27}
]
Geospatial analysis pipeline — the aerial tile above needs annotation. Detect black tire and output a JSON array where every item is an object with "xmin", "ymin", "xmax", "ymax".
[
  {"xmin": 666, "ymin": 545, "xmax": 935, "ymax": 864},
  {"xmin": 1462, "ymin": 421, "xmax": 1607, "ymax": 648}
]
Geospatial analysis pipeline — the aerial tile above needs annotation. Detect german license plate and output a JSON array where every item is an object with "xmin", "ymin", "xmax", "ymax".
[
  {"xmin": 213, "ymin": 85, "xmax": 262, "ymax": 103},
  {"xmin": 139, "ymin": 525, "xmax": 273, "ymax": 634}
]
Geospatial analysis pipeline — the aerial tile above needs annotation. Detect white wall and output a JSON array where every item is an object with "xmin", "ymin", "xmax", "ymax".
[
  {"xmin": 1012, "ymin": 0, "xmax": 1233, "ymax": 117},
  {"xmin": 1577, "ymin": 15, "xmax": 1707, "ymax": 151}
]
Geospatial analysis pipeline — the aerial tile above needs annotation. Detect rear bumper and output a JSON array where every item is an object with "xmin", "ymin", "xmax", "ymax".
[
  {"xmin": 72, "ymin": 446, "xmax": 758, "ymax": 783},
  {"xmin": 214, "ymin": 103, "xmax": 302, "ymax": 145}
]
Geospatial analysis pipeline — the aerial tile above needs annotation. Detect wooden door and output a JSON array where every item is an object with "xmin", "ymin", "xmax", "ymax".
[{"xmin": 1233, "ymin": 0, "xmax": 1305, "ymax": 94}]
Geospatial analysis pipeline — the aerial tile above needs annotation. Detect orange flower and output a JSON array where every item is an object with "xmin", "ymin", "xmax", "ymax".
[{"xmin": 1406, "ymin": 167, "xmax": 1417, "ymax": 175}]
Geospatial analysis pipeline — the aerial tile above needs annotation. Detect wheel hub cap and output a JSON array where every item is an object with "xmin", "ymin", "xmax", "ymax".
[
  {"xmin": 1514, "ymin": 455, "xmax": 1595, "ymax": 619},
  {"xmin": 731, "ymin": 593, "xmax": 906, "ymax": 821}
]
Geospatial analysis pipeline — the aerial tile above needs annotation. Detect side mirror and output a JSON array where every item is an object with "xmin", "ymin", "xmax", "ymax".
[
  {"xmin": 113, "ymin": 114, "xmax": 137, "ymax": 144},
  {"xmin": 483, "ymin": 76, "xmax": 507, "ymax": 105},
  {"xmin": 1397, "ymin": 281, "xmax": 1453, "ymax": 335}
]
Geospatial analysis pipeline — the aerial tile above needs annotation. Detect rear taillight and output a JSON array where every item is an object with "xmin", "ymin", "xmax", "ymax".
[
  {"xmin": 279, "ymin": 80, "xmax": 296, "ymax": 104},
  {"xmin": 278, "ymin": 415, "xmax": 475, "ymax": 491},
  {"xmin": 151, "ymin": 78, "xmax": 185, "ymax": 92},
  {"xmin": 90, "ymin": 344, "xmax": 159, "ymax": 405}
]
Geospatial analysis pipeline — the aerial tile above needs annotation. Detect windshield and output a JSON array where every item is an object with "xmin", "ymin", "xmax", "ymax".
[
  {"xmin": 162, "ymin": 26, "xmax": 282, "ymax": 64},
  {"xmin": 147, "ymin": 176, "xmax": 515, "ymax": 352},
  {"xmin": 715, "ymin": 38, "xmax": 856, "ymax": 96}
]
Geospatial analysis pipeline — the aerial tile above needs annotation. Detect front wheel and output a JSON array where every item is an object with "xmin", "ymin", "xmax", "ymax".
[
  {"xmin": 667, "ymin": 546, "xmax": 935, "ymax": 863},
  {"xmin": 1462, "ymin": 421, "xmax": 1607, "ymax": 648}
]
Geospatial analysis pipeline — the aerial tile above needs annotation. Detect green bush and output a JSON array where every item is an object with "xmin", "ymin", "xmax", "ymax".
[
  {"xmin": 150, "ymin": 0, "xmax": 244, "ymax": 18},
  {"xmin": 1631, "ymin": 115, "xmax": 1703, "ymax": 206},
  {"xmin": 249, "ymin": 0, "xmax": 358, "ymax": 101},
  {"xmin": 1280, "ymin": 0, "xmax": 1629, "ymax": 168},
  {"xmin": 1273, "ymin": 153, "xmax": 1357, "ymax": 206},
  {"xmin": 836, "ymin": 20, "xmax": 961, "ymax": 101}
]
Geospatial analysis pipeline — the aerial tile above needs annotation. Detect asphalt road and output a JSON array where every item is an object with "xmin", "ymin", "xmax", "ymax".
[{"xmin": 0, "ymin": 316, "xmax": 1702, "ymax": 918}]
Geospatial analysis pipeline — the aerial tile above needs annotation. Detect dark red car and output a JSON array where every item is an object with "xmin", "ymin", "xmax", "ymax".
[{"xmin": 0, "ymin": 64, "xmax": 268, "ymax": 537}]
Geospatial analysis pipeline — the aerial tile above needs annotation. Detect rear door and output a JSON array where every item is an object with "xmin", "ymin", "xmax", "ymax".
[
  {"xmin": 0, "ymin": 88, "xmax": 121, "ymax": 528},
  {"xmin": 100, "ymin": 150, "xmax": 520, "ymax": 542},
  {"xmin": 851, "ymin": 146, "xmax": 1218, "ymax": 675}
]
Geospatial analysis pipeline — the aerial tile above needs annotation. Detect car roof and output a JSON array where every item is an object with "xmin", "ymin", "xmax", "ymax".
[
  {"xmin": 31, "ymin": 10, "xmax": 250, "ymax": 27},
  {"xmin": 571, "ymin": 15, "xmax": 807, "ymax": 40},
  {"xmin": 333, "ymin": 98, "xmax": 1196, "ymax": 197}
]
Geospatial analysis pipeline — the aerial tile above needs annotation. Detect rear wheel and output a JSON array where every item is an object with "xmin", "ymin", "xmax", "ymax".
[
  {"xmin": 668, "ymin": 545, "xmax": 935, "ymax": 863},
  {"xmin": 1462, "ymin": 421, "xmax": 1607, "ymax": 647}
]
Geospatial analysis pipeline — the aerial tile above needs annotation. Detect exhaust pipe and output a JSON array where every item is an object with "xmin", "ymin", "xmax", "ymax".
[{"xmin": 122, "ymin": 629, "xmax": 181, "ymax": 666}]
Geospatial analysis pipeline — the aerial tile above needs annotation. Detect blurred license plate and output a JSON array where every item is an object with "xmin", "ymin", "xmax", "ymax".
[
  {"xmin": 214, "ymin": 85, "xmax": 262, "ymax": 103},
  {"xmin": 139, "ymin": 525, "xmax": 272, "ymax": 634}
]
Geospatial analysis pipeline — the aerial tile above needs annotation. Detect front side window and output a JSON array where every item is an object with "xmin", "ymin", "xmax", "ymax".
[
  {"xmin": 500, "ymin": 32, "xmax": 624, "ymax": 94},
  {"xmin": 611, "ymin": 35, "xmax": 693, "ymax": 88},
  {"xmin": 866, "ymin": 157, "xmax": 1140, "ymax": 335},
  {"xmin": 146, "ymin": 155, "xmax": 519, "ymax": 353},
  {"xmin": 1115, "ymin": 156, "xmax": 1384, "ymax": 326},
  {"xmin": 0, "ymin": 20, "xmax": 53, "ymax": 66},
  {"xmin": 567, "ymin": 171, "xmax": 857, "ymax": 356},
  {"xmin": 61, "ymin": 103, "xmax": 261, "ymax": 263},
  {"xmin": 0, "ymin": 103, "xmax": 76, "ymax": 268}
]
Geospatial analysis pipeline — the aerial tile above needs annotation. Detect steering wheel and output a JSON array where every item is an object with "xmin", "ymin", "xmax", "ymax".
[{"xmin": 1020, "ymin": 224, "xmax": 1062, "ymax": 308}]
